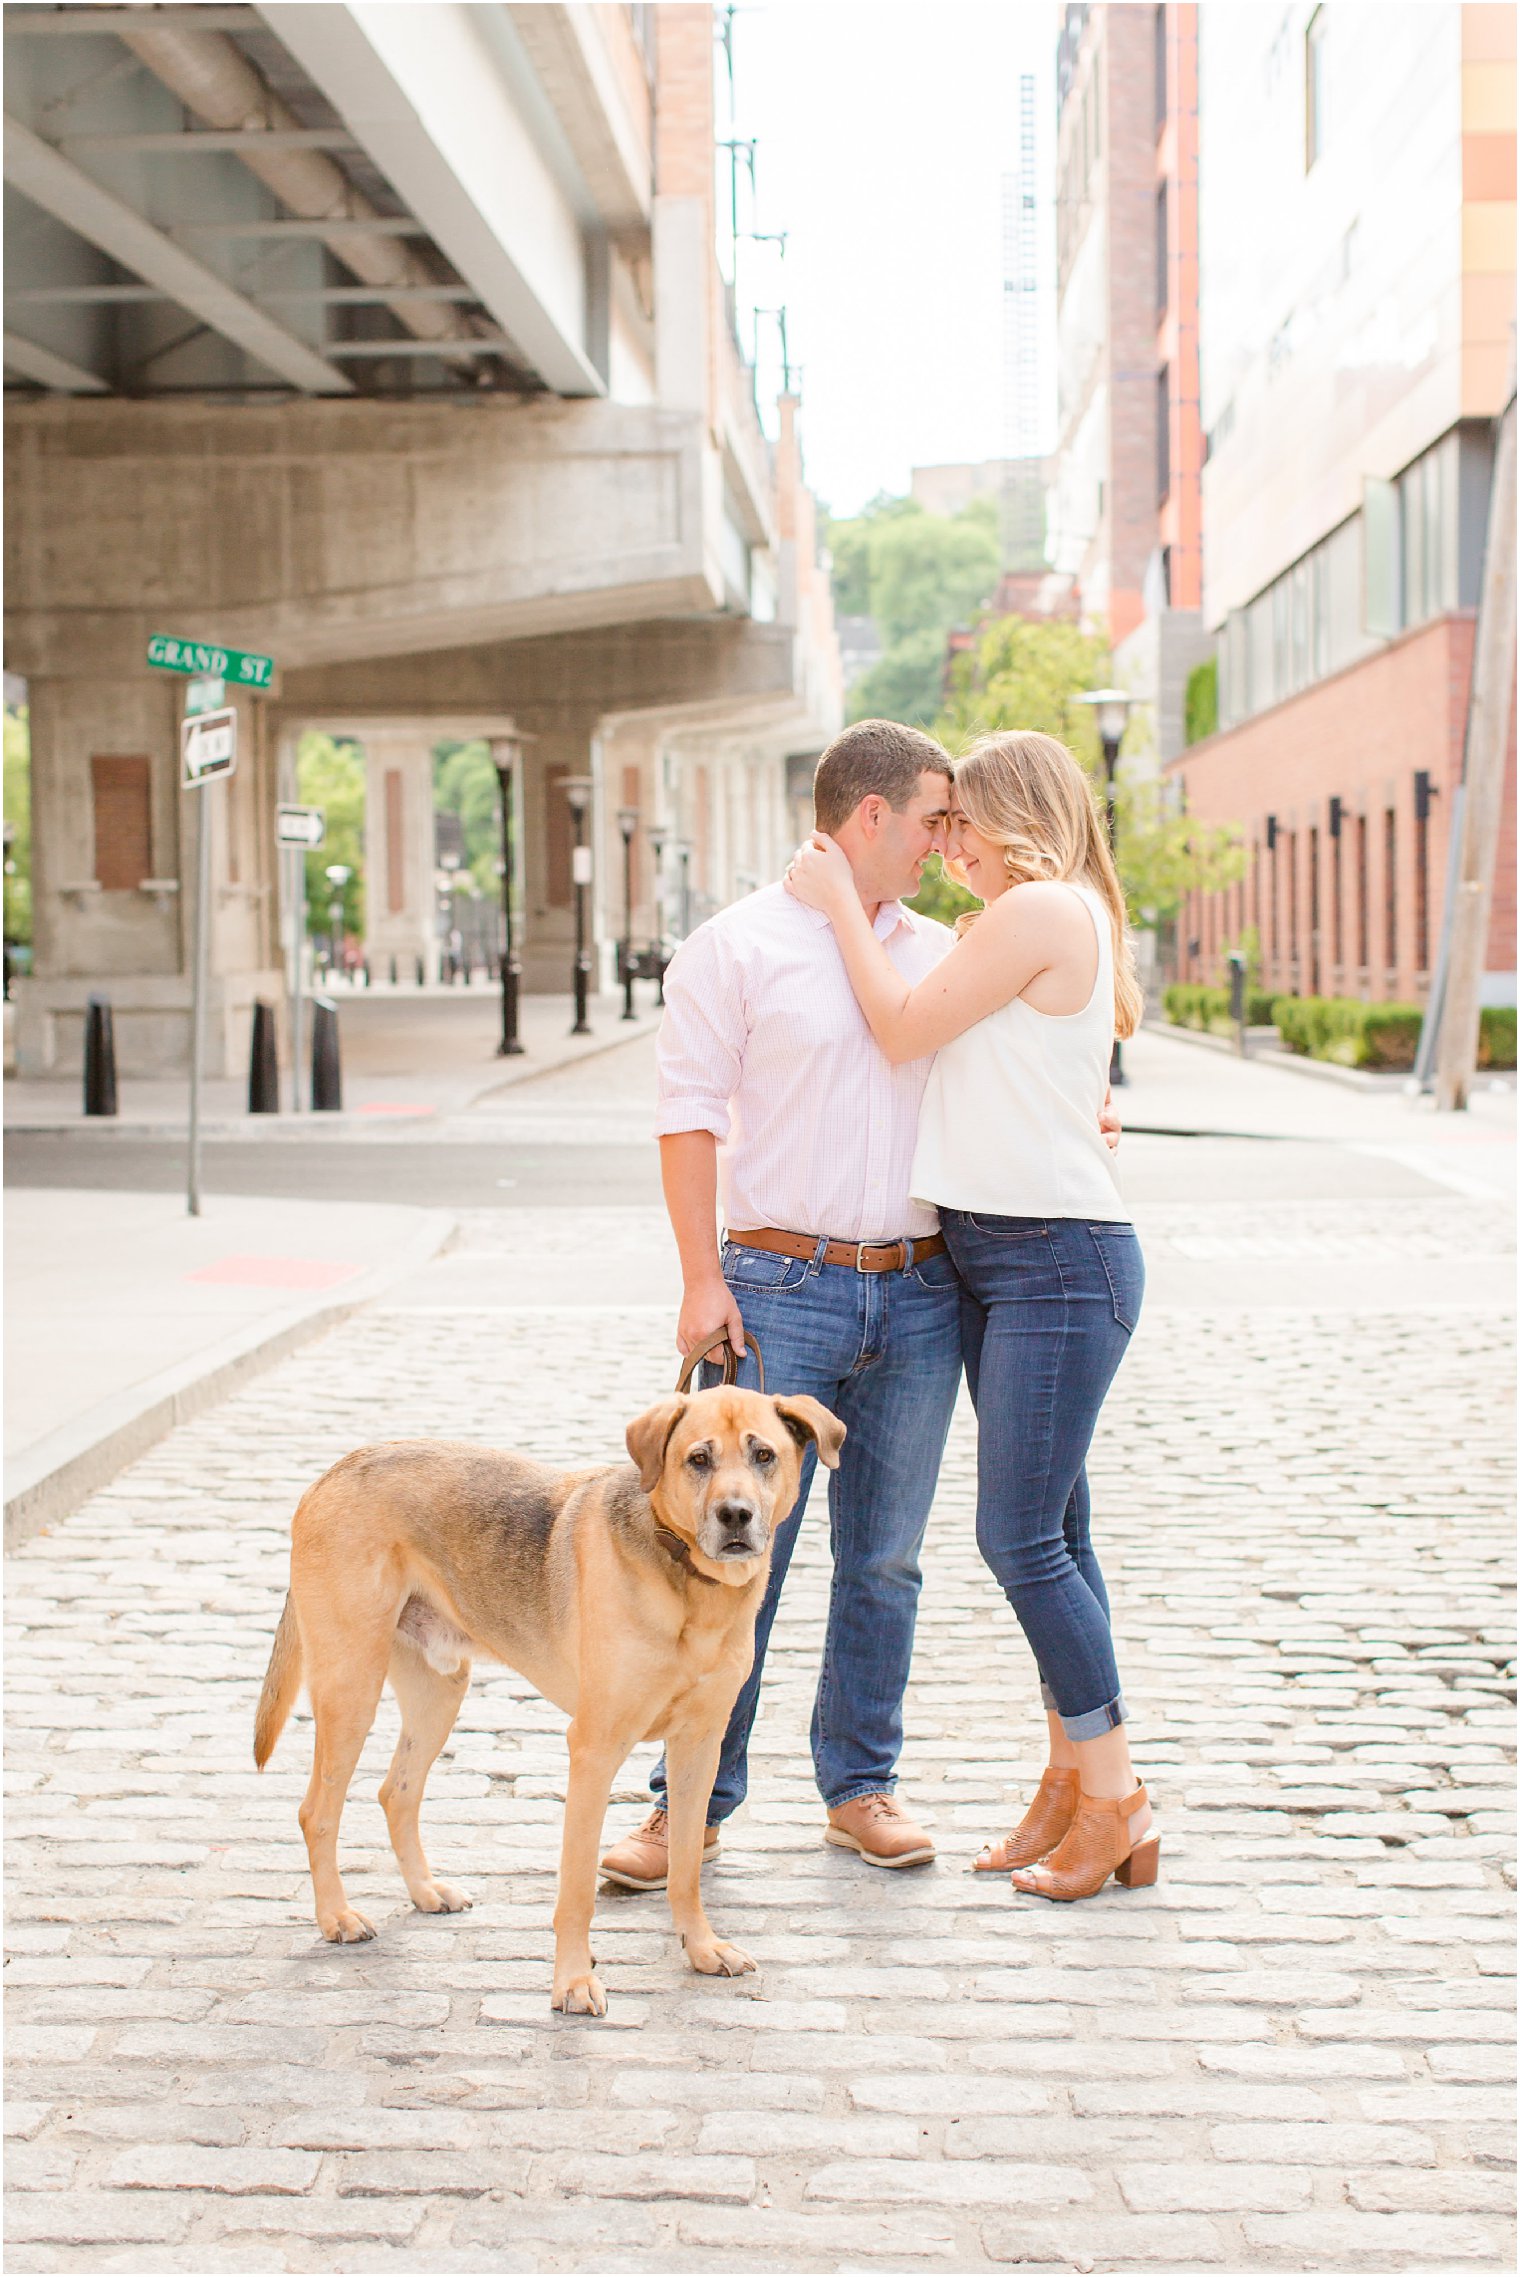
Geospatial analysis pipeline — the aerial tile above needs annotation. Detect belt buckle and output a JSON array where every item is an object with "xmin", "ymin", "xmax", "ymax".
[{"xmin": 857, "ymin": 1240, "xmax": 901, "ymax": 1274}]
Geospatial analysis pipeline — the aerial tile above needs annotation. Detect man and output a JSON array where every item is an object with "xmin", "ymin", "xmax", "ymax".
[{"xmin": 600, "ymin": 719, "xmax": 1114, "ymax": 1885}]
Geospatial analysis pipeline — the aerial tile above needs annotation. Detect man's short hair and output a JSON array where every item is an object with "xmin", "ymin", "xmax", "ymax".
[{"xmin": 812, "ymin": 719, "xmax": 953, "ymax": 835}]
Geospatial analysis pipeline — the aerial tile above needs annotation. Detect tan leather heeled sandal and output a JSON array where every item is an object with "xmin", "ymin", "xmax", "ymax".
[
  {"xmin": 972, "ymin": 1767, "xmax": 1080, "ymax": 1873},
  {"xmin": 1008, "ymin": 1783, "xmax": 1158, "ymax": 1901}
]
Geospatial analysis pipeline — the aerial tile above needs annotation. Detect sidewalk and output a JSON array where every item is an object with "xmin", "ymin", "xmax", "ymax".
[
  {"xmin": 3, "ymin": 1189, "xmax": 453, "ymax": 1551},
  {"xmin": 1120, "ymin": 1026, "xmax": 1516, "ymax": 1200},
  {"xmin": 3, "ymin": 991, "xmax": 661, "ymax": 1137}
]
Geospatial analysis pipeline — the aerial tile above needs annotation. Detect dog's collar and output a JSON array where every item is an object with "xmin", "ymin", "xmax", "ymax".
[{"xmin": 653, "ymin": 1522, "xmax": 723, "ymax": 1586}]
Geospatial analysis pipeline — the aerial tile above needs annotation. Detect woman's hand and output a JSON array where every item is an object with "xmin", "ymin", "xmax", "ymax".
[{"xmin": 785, "ymin": 832, "xmax": 855, "ymax": 917}]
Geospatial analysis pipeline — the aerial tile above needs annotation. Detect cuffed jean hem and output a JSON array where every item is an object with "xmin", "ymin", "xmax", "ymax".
[
  {"xmin": 822, "ymin": 1776, "xmax": 898, "ymax": 1811},
  {"xmin": 1056, "ymin": 1691, "xmax": 1127, "ymax": 1742}
]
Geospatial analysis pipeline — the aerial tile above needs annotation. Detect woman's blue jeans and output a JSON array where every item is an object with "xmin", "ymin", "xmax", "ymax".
[
  {"xmin": 939, "ymin": 1211, "xmax": 1145, "ymax": 1741},
  {"xmin": 649, "ymin": 1236, "xmax": 964, "ymax": 1823}
]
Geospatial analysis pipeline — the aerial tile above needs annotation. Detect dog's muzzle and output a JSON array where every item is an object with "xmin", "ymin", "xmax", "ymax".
[{"xmin": 703, "ymin": 1499, "xmax": 766, "ymax": 1560}]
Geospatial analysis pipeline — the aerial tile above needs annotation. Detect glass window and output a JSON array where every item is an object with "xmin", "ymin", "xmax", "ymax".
[
  {"xmin": 1362, "ymin": 478, "xmax": 1402, "ymax": 639},
  {"xmin": 1155, "ymin": 4, "xmax": 1168, "ymax": 130},
  {"xmin": 1157, "ymin": 363, "xmax": 1171, "ymax": 502}
]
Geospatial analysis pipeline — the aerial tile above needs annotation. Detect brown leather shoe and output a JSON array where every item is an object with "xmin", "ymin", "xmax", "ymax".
[
  {"xmin": 973, "ymin": 1767, "xmax": 1081, "ymax": 1873},
  {"xmin": 824, "ymin": 1792, "xmax": 935, "ymax": 1869},
  {"xmin": 599, "ymin": 1807, "xmax": 720, "ymax": 1891}
]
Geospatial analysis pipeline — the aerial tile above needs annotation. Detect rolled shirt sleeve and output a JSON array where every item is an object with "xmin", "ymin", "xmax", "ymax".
[{"xmin": 654, "ymin": 926, "xmax": 748, "ymax": 1141}]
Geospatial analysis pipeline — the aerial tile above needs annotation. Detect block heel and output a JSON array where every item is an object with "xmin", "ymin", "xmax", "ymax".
[{"xmin": 1114, "ymin": 1831, "xmax": 1160, "ymax": 1888}]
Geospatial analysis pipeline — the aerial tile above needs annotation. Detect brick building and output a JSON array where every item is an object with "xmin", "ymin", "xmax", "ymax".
[
  {"xmin": 1171, "ymin": 1, "xmax": 1515, "ymax": 1010},
  {"xmin": 1050, "ymin": 5, "xmax": 1212, "ymax": 767}
]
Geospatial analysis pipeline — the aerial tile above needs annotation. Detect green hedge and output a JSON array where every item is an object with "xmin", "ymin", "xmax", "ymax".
[
  {"xmin": 1270, "ymin": 996, "xmax": 1517, "ymax": 1071},
  {"xmin": 1479, "ymin": 1007, "xmax": 1517, "ymax": 1069},
  {"xmin": 1164, "ymin": 981, "xmax": 1277, "ymax": 1032}
]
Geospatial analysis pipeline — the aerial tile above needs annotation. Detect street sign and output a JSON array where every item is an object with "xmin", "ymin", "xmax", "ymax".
[
  {"xmin": 148, "ymin": 633, "xmax": 275, "ymax": 689},
  {"xmin": 185, "ymin": 674, "xmax": 225, "ymax": 716},
  {"xmin": 182, "ymin": 707, "xmax": 237, "ymax": 786},
  {"xmin": 277, "ymin": 804, "xmax": 325, "ymax": 849}
]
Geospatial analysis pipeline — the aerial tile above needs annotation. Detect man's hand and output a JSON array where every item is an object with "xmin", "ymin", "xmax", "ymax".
[
  {"xmin": 676, "ymin": 1274, "xmax": 746, "ymax": 1362},
  {"xmin": 1099, "ymin": 1084, "xmax": 1122, "ymax": 1155}
]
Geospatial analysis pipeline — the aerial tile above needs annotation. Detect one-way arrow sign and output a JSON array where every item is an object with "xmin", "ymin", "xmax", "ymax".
[{"xmin": 276, "ymin": 804, "xmax": 326, "ymax": 849}]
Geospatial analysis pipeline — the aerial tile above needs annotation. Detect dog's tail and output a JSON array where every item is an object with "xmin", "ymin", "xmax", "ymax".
[{"xmin": 254, "ymin": 1594, "xmax": 302, "ymax": 1769}]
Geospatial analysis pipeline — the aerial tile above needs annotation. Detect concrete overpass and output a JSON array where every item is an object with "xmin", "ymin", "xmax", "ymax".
[{"xmin": 4, "ymin": 2, "xmax": 841, "ymax": 1075}]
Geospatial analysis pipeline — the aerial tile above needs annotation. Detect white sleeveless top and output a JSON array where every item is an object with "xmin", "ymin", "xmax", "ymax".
[{"xmin": 910, "ymin": 881, "xmax": 1129, "ymax": 1222}]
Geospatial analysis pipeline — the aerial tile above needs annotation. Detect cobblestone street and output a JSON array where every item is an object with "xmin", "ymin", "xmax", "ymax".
[{"xmin": 5, "ymin": 1166, "xmax": 1516, "ymax": 2272}]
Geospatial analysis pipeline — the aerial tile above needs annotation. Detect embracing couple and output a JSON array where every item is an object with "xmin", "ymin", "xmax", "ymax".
[{"xmin": 601, "ymin": 717, "xmax": 1154, "ymax": 1904}]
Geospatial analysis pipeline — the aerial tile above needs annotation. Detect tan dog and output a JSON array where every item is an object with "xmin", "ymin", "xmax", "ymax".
[{"xmin": 253, "ymin": 1382, "xmax": 844, "ymax": 2014}]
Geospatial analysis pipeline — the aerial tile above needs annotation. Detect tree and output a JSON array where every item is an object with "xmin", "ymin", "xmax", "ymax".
[
  {"xmin": 847, "ymin": 628, "xmax": 947, "ymax": 729},
  {"xmin": 434, "ymin": 740, "xmax": 504, "ymax": 895},
  {"xmin": 296, "ymin": 732, "xmax": 365, "ymax": 941},
  {"xmin": 4, "ymin": 705, "xmax": 31, "ymax": 950},
  {"xmin": 933, "ymin": 613, "xmax": 1246, "ymax": 934},
  {"xmin": 826, "ymin": 491, "xmax": 1001, "ymax": 719}
]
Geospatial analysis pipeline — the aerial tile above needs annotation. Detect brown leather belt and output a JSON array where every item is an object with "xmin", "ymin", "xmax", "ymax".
[{"xmin": 727, "ymin": 1226, "xmax": 947, "ymax": 1274}]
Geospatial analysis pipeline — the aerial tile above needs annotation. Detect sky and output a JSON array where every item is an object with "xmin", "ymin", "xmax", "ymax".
[{"xmin": 722, "ymin": 0, "xmax": 1061, "ymax": 518}]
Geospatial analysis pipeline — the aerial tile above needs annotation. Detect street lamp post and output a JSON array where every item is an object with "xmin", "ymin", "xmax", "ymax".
[
  {"xmin": 617, "ymin": 805, "xmax": 640, "ymax": 1021},
  {"xmin": 324, "ymin": 863, "xmax": 351, "ymax": 982},
  {"xmin": 489, "ymin": 735, "xmax": 525, "ymax": 1055},
  {"xmin": 1076, "ymin": 686, "xmax": 1134, "ymax": 1087},
  {"xmin": 648, "ymin": 824, "xmax": 669, "ymax": 1002},
  {"xmin": 563, "ymin": 776, "xmax": 594, "ymax": 1036}
]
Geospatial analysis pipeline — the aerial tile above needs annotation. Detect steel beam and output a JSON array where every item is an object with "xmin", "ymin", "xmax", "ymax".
[
  {"xmin": 2, "ymin": 119, "xmax": 353, "ymax": 395},
  {"xmin": 322, "ymin": 334, "xmax": 512, "ymax": 358},
  {"xmin": 7, "ymin": 284, "xmax": 478, "ymax": 305},
  {"xmin": 62, "ymin": 128, "xmax": 358, "ymax": 154},
  {"xmin": 172, "ymin": 217, "xmax": 429, "ymax": 238},
  {"xmin": 3, "ymin": 330, "xmax": 109, "ymax": 392},
  {"xmin": 7, "ymin": 5, "xmax": 257, "ymax": 31}
]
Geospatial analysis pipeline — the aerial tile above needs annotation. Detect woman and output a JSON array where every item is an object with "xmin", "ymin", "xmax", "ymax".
[{"xmin": 786, "ymin": 730, "xmax": 1153, "ymax": 1901}]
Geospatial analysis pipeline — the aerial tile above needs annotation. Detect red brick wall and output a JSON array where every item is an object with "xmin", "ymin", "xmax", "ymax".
[
  {"xmin": 1103, "ymin": 3, "xmax": 1161, "ymax": 645},
  {"xmin": 1167, "ymin": 613, "xmax": 1517, "ymax": 1003}
]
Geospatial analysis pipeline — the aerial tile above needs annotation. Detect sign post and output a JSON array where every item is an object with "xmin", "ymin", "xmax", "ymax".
[
  {"xmin": 276, "ymin": 806, "xmax": 325, "ymax": 1113},
  {"xmin": 181, "ymin": 709, "xmax": 239, "ymax": 1215}
]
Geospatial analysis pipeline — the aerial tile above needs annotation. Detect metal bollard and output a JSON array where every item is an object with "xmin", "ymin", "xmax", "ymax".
[
  {"xmin": 389, "ymin": 955, "xmax": 398, "ymax": 986},
  {"xmin": 248, "ymin": 999, "xmax": 279, "ymax": 1114},
  {"xmin": 310, "ymin": 995, "xmax": 342, "ymax": 1112},
  {"xmin": 83, "ymin": 993, "xmax": 118, "ymax": 1117},
  {"xmin": 415, "ymin": 955, "xmax": 426, "ymax": 987}
]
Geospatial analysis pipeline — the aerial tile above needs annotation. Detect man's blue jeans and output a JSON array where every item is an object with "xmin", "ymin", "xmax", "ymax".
[{"xmin": 650, "ymin": 1237, "xmax": 964, "ymax": 1823}]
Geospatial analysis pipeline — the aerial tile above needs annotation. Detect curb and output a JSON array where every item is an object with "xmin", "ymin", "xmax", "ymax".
[
  {"xmin": 1151, "ymin": 1020, "xmax": 1409, "ymax": 1091},
  {"xmin": 3, "ymin": 1208, "xmax": 457, "ymax": 1556},
  {"xmin": 2, "ymin": 1011, "xmax": 663, "ymax": 1139}
]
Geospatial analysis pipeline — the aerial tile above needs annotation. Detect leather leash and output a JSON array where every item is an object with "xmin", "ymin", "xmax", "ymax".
[{"xmin": 674, "ymin": 1330, "xmax": 766, "ymax": 1394}]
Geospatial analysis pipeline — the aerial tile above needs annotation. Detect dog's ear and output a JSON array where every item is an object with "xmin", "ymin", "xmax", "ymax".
[
  {"xmin": 771, "ymin": 1395, "xmax": 847, "ymax": 1472},
  {"xmin": 626, "ymin": 1396, "xmax": 689, "ymax": 1494}
]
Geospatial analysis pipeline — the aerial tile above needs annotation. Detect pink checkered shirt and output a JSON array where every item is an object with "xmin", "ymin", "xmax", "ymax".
[{"xmin": 654, "ymin": 881, "xmax": 956, "ymax": 1242}]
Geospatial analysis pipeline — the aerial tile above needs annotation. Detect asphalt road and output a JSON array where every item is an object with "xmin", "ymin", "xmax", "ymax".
[{"xmin": 0, "ymin": 1128, "xmax": 1457, "ymax": 1208}]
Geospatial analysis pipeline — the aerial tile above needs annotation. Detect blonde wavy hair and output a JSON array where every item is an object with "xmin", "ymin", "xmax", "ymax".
[{"xmin": 949, "ymin": 730, "xmax": 1143, "ymax": 1040}]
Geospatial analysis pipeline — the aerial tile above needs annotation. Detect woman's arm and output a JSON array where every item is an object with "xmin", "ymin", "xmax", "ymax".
[{"xmin": 786, "ymin": 837, "xmax": 1061, "ymax": 1063}]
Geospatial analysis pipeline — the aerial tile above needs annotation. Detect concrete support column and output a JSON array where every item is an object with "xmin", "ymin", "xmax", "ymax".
[
  {"xmin": 12, "ymin": 671, "xmax": 281, "ymax": 1077},
  {"xmin": 361, "ymin": 732, "xmax": 439, "ymax": 984},
  {"xmin": 517, "ymin": 713, "xmax": 603, "ymax": 994}
]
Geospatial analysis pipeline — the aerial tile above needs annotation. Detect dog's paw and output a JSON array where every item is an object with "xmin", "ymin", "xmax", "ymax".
[
  {"xmin": 685, "ymin": 1938, "xmax": 756, "ymax": 1979},
  {"xmin": 320, "ymin": 1907, "xmax": 376, "ymax": 1944},
  {"xmin": 551, "ymin": 1971, "xmax": 608, "ymax": 2017},
  {"xmin": 412, "ymin": 1880, "xmax": 472, "ymax": 1915}
]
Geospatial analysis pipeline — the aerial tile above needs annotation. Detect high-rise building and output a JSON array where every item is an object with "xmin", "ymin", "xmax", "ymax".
[
  {"xmin": 1171, "ymin": 2, "xmax": 1515, "ymax": 1009},
  {"xmin": 1049, "ymin": 5, "xmax": 1211, "ymax": 764}
]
